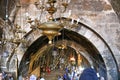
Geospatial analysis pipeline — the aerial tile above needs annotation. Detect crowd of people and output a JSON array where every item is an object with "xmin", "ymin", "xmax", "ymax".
[
  {"xmin": 57, "ymin": 67, "xmax": 105, "ymax": 80},
  {"xmin": 56, "ymin": 67, "xmax": 95, "ymax": 80},
  {"xmin": 0, "ymin": 67, "xmax": 105, "ymax": 80},
  {"xmin": 0, "ymin": 71, "xmax": 14, "ymax": 80}
]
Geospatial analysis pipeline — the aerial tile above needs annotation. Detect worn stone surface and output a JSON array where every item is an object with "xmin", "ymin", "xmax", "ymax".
[
  {"xmin": 111, "ymin": 0, "xmax": 120, "ymax": 20},
  {"xmin": 0, "ymin": 0, "xmax": 120, "ymax": 80},
  {"xmin": 68, "ymin": 0, "xmax": 120, "ymax": 70},
  {"xmin": 11, "ymin": 0, "xmax": 120, "ymax": 79}
]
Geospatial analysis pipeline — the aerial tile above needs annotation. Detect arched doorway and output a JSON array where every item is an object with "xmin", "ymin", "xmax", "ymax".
[{"xmin": 18, "ymin": 17, "xmax": 118, "ymax": 80}]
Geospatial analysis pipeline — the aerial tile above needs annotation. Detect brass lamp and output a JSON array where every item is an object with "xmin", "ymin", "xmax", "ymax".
[
  {"xmin": 37, "ymin": 0, "xmax": 70, "ymax": 44},
  {"xmin": 38, "ymin": 21, "xmax": 62, "ymax": 44}
]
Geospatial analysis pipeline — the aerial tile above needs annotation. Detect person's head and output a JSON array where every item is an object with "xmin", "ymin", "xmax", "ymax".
[
  {"xmin": 25, "ymin": 76, "xmax": 29, "ymax": 80},
  {"xmin": 79, "ymin": 67, "xmax": 98, "ymax": 80}
]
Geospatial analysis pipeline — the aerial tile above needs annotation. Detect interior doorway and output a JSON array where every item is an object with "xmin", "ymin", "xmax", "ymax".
[{"xmin": 19, "ymin": 29, "xmax": 107, "ymax": 80}]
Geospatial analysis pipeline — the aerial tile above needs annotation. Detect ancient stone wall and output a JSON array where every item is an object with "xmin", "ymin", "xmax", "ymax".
[{"xmin": 0, "ymin": 0, "xmax": 120, "ymax": 80}]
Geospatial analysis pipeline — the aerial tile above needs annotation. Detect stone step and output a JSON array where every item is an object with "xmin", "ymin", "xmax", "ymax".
[{"xmin": 44, "ymin": 69, "xmax": 65, "ymax": 80}]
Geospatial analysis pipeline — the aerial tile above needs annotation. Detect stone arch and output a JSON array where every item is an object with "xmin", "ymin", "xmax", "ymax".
[{"xmin": 17, "ymin": 17, "xmax": 119, "ymax": 80}]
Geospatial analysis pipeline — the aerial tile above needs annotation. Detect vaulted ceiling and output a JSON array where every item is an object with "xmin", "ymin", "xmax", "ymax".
[{"xmin": 0, "ymin": 0, "xmax": 120, "ymax": 21}]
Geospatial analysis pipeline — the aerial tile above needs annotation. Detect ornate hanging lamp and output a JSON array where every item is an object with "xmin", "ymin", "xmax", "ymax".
[
  {"xmin": 36, "ymin": 0, "xmax": 70, "ymax": 44},
  {"xmin": 38, "ymin": 21, "xmax": 62, "ymax": 44}
]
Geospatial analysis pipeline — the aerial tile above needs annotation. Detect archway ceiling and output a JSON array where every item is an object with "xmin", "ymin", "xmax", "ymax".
[
  {"xmin": 0, "ymin": 0, "xmax": 120, "ymax": 20},
  {"xmin": 19, "ymin": 28, "xmax": 105, "ymax": 73},
  {"xmin": 23, "ymin": 29, "xmax": 101, "ymax": 62}
]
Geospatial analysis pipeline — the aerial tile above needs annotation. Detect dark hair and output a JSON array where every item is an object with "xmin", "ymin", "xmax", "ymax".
[{"xmin": 79, "ymin": 67, "xmax": 98, "ymax": 80}]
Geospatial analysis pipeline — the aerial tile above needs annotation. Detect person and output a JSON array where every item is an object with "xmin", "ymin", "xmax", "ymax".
[
  {"xmin": 37, "ymin": 76, "xmax": 40, "ymax": 80},
  {"xmin": 2, "ymin": 71, "xmax": 7, "ymax": 80},
  {"xmin": 63, "ymin": 72, "xmax": 70, "ymax": 80},
  {"xmin": 8, "ymin": 74, "xmax": 14, "ymax": 80},
  {"xmin": 25, "ymin": 76, "xmax": 29, "ymax": 80},
  {"xmin": 0, "ymin": 73, "xmax": 2, "ymax": 80},
  {"xmin": 100, "ymin": 76, "xmax": 105, "ymax": 80},
  {"xmin": 30, "ymin": 75, "xmax": 37, "ymax": 80},
  {"xmin": 75, "ymin": 74, "xmax": 80, "ymax": 80},
  {"xmin": 79, "ymin": 67, "xmax": 98, "ymax": 80},
  {"xmin": 58, "ymin": 75, "xmax": 63, "ymax": 80}
]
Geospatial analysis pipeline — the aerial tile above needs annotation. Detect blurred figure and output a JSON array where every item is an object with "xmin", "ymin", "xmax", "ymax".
[
  {"xmin": 30, "ymin": 75, "xmax": 37, "ymax": 80},
  {"xmin": 79, "ymin": 67, "xmax": 98, "ymax": 80},
  {"xmin": 7, "ymin": 73, "xmax": 14, "ymax": 80},
  {"xmin": 25, "ymin": 76, "xmax": 29, "ymax": 80},
  {"xmin": 40, "ymin": 77, "xmax": 45, "ymax": 80},
  {"xmin": 0, "ymin": 73, "xmax": 2, "ymax": 80},
  {"xmin": 58, "ymin": 75, "xmax": 63, "ymax": 80},
  {"xmin": 100, "ymin": 77, "xmax": 105, "ymax": 80}
]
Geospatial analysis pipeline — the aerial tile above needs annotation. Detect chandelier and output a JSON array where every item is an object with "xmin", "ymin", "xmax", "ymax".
[
  {"xmin": 0, "ymin": 0, "xmax": 27, "ymax": 46},
  {"xmin": 27, "ymin": 0, "xmax": 71, "ymax": 44}
]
